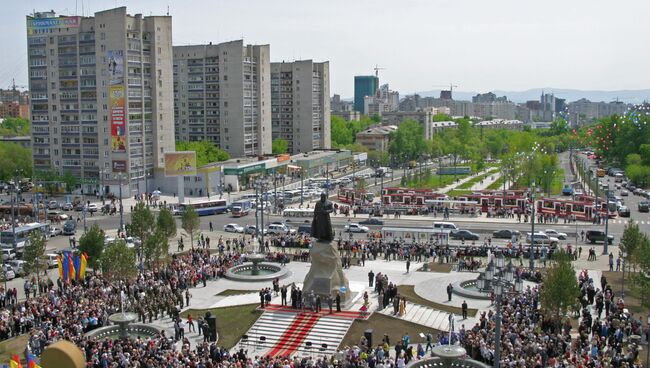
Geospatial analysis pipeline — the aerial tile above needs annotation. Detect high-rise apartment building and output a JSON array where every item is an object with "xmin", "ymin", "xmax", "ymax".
[
  {"xmin": 270, "ymin": 60, "xmax": 330, "ymax": 154},
  {"xmin": 173, "ymin": 40, "xmax": 271, "ymax": 157},
  {"xmin": 26, "ymin": 7, "xmax": 175, "ymax": 194},
  {"xmin": 354, "ymin": 75, "xmax": 378, "ymax": 114}
]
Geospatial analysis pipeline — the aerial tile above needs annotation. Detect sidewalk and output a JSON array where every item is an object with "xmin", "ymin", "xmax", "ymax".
[{"xmin": 438, "ymin": 168, "xmax": 496, "ymax": 194}]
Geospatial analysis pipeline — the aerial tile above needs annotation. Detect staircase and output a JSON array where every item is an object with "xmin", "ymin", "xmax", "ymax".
[
  {"xmin": 378, "ymin": 303, "xmax": 472, "ymax": 332},
  {"xmin": 240, "ymin": 306, "xmax": 355, "ymax": 357}
]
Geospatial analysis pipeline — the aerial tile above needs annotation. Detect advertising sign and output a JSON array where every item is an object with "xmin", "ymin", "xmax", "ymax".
[
  {"xmin": 110, "ymin": 85, "xmax": 126, "ymax": 153},
  {"xmin": 27, "ymin": 16, "xmax": 80, "ymax": 35},
  {"xmin": 112, "ymin": 160, "xmax": 127, "ymax": 173},
  {"xmin": 164, "ymin": 152, "xmax": 197, "ymax": 177},
  {"xmin": 223, "ymin": 163, "xmax": 266, "ymax": 176},
  {"xmin": 107, "ymin": 50, "xmax": 124, "ymax": 85}
]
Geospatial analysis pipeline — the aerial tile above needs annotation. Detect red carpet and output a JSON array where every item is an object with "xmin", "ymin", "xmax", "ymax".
[
  {"xmin": 266, "ymin": 313, "xmax": 320, "ymax": 358},
  {"xmin": 262, "ymin": 303, "xmax": 369, "ymax": 320}
]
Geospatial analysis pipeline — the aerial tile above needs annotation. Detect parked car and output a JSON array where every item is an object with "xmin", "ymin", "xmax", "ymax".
[
  {"xmin": 451, "ymin": 229, "xmax": 480, "ymax": 241},
  {"xmin": 585, "ymin": 230, "xmax": 614, "ymax": 244},
  {"xmin": 6, "ymin": 260, "xmax": 26, "ymax": 277},
  {"xmin": 525, "ymin": 232, "xmax": 559, "ymax": 247},
  {"xmin": 620, "ymin": 190, "xmax": 629, "ymax": 196},
  {"xmin": 74, "ymin": 203, "xmax": 85, "ymax": 212},
  {"xmin": 87, "ymin": 203, "xmax": 99, "ymax": 212},
  {"xmin": 1, "ymin": 265, "xmax": 15, "ymax": 281},
  {"xmin": 1, "ymin": 248, "xmax": 16, "ymax": 261},
  {"xmin": 344, "ymin": 223, "xmax": 369, "ymax": 233},
  {"xmin": 47, "ymin": 200, "xmax": 59, "ymax": 210},
  {"xmin": 544, "ymin": 229, "xmax": 567, "ymax": 240},
  {"xmin": 492, "ymin": 229, "xmax": 520, "ymax": 239},
  {"xmin": 243, "ymin": 225, "xmax": 267, "ymax": 235},
  {"xmin": 297, "ymin": 224, "xmax": 312, "ymax": 234},
  {"xmin": 359, "ymin": 218, "xmax": 384, "ymax": 226},
  {"xmin": 49, "ymin": 227, "xmax": 63, "ymax": 237},
  {"xmin": 62, "ymin": 202, "xmax": 74, "ymax": 211},
  {"xmin": 223, "ymin": 224, "xmax": 244, "ymax": 233},
  {"xmin": 618, "ymin": 206, "xmax": 631, "ymax": 218},
  {"xmin": 62, "ymin": 220, "xmax": 77, "ymax": 235},
  {"xmin": 639, "ymin": 201, "xmax": 650, "ymax": 213},
  {"xmin": 267, "ymin": 224, "xmax": 296, "ymax": 235},
  {"xmin": 42, "ymin": 254, "xmax": 59, "ymax": 268}
]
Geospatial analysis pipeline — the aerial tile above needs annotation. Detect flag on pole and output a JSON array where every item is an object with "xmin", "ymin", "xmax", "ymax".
[
  {"xmin": 61, "ymin": 252, "xmax": 69, "ymax": 281},
  {"xmin": 67, "ymin": 252, "xmax": 75, "ymax": 281},
  {"xmin": 26, "ymin": 353, "xmax": 40, "ymax": 368},
  {"xmin": 9, "ymin": 354, "xmax": 22, "ymax": 368},
  {"xmin": 79, "ymin": 253, "xmax": 88, "ymax": 279},
  {"xmin": 73, "ymin": 254, "xmax": 81, "ymax": 280},
  {"xmin": 57, "ymin": 255, "xmax": 63, "ymax": 280}
]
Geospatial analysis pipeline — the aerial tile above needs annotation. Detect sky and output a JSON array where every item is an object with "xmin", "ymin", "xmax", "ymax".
[{"xmin": 3, "ymin": 0, "xmax": 650, "ymax": 97}]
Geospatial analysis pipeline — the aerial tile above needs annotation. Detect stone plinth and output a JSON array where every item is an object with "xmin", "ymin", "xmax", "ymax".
[{"xmin": 303, "ymin": 240, "xmax": 349, "ymax": 301}]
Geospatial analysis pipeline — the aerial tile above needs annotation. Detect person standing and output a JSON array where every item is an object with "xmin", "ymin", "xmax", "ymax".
[
  {"xmin": 368, "ymin": 270, "xmax": 375, "ymax": 287},
  {"xmin": 446, "ymin": 283, "xmax": 453, "ymax": 302},
  {"xmin": 335, "ymin": 291, "xmax": 341, "ymax": 312},
  {"xmin": 393, "ymin": 294, "xmax": 400, "ymax": 315},
  {"xmin": 327, "ymin": 295, "xmax": 333, "ymax": 314},
  {"xmin": 281, "ymin": 285, "xmax": 288, "ymax": 306},
  {"xmin": 209, "ymin": 221, "xmax": 214, "ymax": 232},
  {"xmin": 406, "ymin": 258, "xmax": 411, "ymax": 273},
  {"xmin": 461, "ymin": 300, "xmax": 468, "ymax": 320}
]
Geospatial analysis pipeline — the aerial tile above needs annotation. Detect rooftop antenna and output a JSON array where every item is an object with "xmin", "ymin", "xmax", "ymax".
[
  {"xmin": 373, "ymin": 64, "xmax": 385, "ymax": 78},
  {"xmin": 167, "ymin": 5, "xmax": 170, "ymax": 16}
]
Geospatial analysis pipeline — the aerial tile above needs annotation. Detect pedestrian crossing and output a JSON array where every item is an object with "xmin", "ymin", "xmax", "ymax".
[{"xmin": 607, "ymin": 219, "xmax": 649, "ymax": 225}]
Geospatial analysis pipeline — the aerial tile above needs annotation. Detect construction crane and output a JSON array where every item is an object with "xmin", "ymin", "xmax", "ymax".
[
  {"xmin": 8, "ymin": 79, "xmax": 27, "ymax": 91},
  {"xmin": 374, "ymin": 64, "xmax": 385, "ymax": 78},
  {"xmin": 432, "ymin": 84, "xmax": 458, "ymax": 93}
]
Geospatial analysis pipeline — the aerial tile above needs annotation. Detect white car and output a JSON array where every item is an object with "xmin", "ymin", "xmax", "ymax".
[
  {"xmin": 62, "ymin": 202, "xmax": 74, "ymax": 211},
  {"xmin": 6, "ymin": 260, "xmax": 26, "ymax": 277},
  {"xmin": 344, "ymin": 223, "xmax": 369, "ymax": 233},
  {"xmin": 266, "ymin": 224, "xmax": 296, "ymax": 235},
  {"xmin": 87, "ymin": 203, "xmax": 99, "ymax": 212},
  {"xmin": 1, "ymin": 248, "xmax": 16, "ymax": 261},
  {"xmin": 223, "ymin": 223, "xmax": 244, "ymax": 233},
  {"xmin": 1, "ymin": 265, "xmax": 15, "ymax": 281},
  {"xmin": 526, "ymin": 232, "xmax": 559, "ymax": 246},
  {"xmin": 49, "ymin": 227, "xmax": 63, "ymax": 237},
  {"xmin": 544, "ymin": 229, "xmax": 567, "ymax": 240}
]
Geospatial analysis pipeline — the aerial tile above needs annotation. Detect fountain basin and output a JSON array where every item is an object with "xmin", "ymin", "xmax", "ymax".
[
  {"xmin": 85, "ymin": 323, "xmax": 162, "ymax": 340},
  {"xmin": 225, "ymin": 262, "xmax": 289, "ymax": 282},
  {"xmin": 451, "ymin": 280, "xmax": 491, "ymax": 300}
]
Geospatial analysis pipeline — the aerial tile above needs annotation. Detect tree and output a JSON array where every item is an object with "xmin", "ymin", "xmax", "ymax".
[
  {"xmin": 331, "ymin": 116, "xmax": 353, "ymax": 146},
  {"xmin": 23, "ymin": 232, "xmax": 47, "ymax": 292},
  {"xmin": 78, "ymin": 224, "xmax": 104, "ymax": 269},
  {"xmin": 61, "ymin": 170, "xmax": 78, "ymax": 193},
  {"xmin": 0, "ymin": 117, "xmax": 30, "ymax": 136},
  {"xmin": 620, "ymin": 220, "xmax": 644, "ymax": 272},
  {"xmin": 156, "ymin": 207, "xmax": 177, "ymax": 240},
  {"xmin": 181, "ymin": 206, "xmax": 201, "ymax": 249},
  {"xmin": 370, "ymin": 114, "xmax": 381, "ymax": 123},
  {"xmin": 272, "ymin": 138, "xmax": 289, "ymax": 154},
  {"xmin": 143, "ymin": 228, "xmax": 169, "ymax": 268},
  {"xmin": 549, "ymin": 118, "xmax": 569, "ymax": 136},
  {"xmin": 101, "ymin": 240, "xmax": 137, "ymax": 282},
  {"xmin": 631, "ymin": 230, "xmax": 650, "ymax": 309},
  {"xmin": 175, "ymin": 141, "xmax": 230, "ymax": 166},
  {"xmin": 0, "ymin": 142, "xmax": 32, "ymax": 182},
  {"xmin": 540, "ymin": 250, "xmax": 580, "ymax": 320},
  {"xmin": 388, "ymin": 120, "xmax": 426, "ymax": 163},
  {"xmin": 129, "ymin": 202, "xmax": 155, "ymax": 247}
]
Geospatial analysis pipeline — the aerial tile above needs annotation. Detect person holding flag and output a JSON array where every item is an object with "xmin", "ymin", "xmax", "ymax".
[{"xmin": 9, "ymin": 354, "xmax": 22, "ymax": 368}]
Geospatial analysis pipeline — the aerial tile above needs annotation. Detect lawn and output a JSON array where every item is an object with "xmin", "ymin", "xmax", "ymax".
[
  {"xmin": 180, "ymin": 303, "xmax": 261, "ymax": 349},
  {"xmin": 446, "ymin": 189, "xmax": 472, "ymax": 198},
  {"xmin": 403, "ymin": 173, "xmax": 471, "ymax": 190},
  {"xmin": 0, "ymin": 334, "xmax": 29, "ymax": 364},
  {"xmin": 341, "ymin": 313, "xmax": 441, "ymax": 349},
  {"xmin": 397, "ymin": 285, "xmax": 478, "ymax": 317},
  {"xmin": 416, "ymin": 263, "xmax": 453, "ymax": 273},
  {"xmin": 456, "ymin": 169, "xmax": 500, "ymax": 190},
  {"xmin": 216, "ymin": 289, "xmax": 256, "ymax": 297}
]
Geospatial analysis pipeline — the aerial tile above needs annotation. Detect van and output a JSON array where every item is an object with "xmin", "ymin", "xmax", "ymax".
[
  {"xmin": 433, "ymin": 222, "xmax": 458, "ymax": 231},
  {"xmin": 586, "ymin": 230, "xmax": 614, "ymax": 244},
  {"xmin": 41, "ymin": 254, "xmax": 59, "ymax": 268},
  {"xmin": 267, "ymin": 224, "xmax": 296, "ymax": 235},
  {"xmin": 614, "ymin": 173, "xmax": 624, "ymax": 182},
  {"xmin": 62, "ymin": 220, "xmax": 76, "ymax": 235}
]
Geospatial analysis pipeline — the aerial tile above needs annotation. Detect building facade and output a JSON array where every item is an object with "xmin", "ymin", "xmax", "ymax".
[
  {"xmin": 26, "ymin": 7, "xmax": 175, "ymax": 195},
  {"xmin": 354, "ymin": 75, "xmax": 378, "ymax": 114},
  {"xmin": 173, "ymin": 40, "xmax": 271, "ymax": 157},
  {"xmin": 355, "ymin": 124, "xmax": 397, "ymax": 152},
  {"xmin": 270, "ymin": 60, "xmax": 331, "ymax": 154}
]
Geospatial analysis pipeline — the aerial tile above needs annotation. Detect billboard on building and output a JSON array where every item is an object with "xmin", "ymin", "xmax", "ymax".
[
  {"xmin": 112, "ymin": 160, "xmax": 127, "ymax": 173},
  {"xmin": 110, "ymin": 85, "xmax": 126, "ymax": 153},
  {"xmin": 107, "ymin": 50, "xmax": 124, "ymax": 85},
  {"xmin": 27, "ymin": 16, "xmax": 80, "ymax": 35},
  {"xmin": 164, "ymin": 152, "xmax": 197, "ymax": 177}
]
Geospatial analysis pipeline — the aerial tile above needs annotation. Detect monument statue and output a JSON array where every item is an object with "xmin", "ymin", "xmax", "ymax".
[{"xmin": 303, "ymin": 193, "xmax": 350, "ymax": 303}]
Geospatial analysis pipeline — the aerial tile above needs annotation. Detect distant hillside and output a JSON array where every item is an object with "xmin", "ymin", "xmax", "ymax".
[{"xmin": 416, "ymin": 88, "xmax": 650, "ymax": 104}]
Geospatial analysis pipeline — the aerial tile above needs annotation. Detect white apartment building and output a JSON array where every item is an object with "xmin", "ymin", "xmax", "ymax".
[
  {"xmin": 270, "ymin": 60, "xmax": 330, "ymax": 154},
  {"xmin": 26, "ymin": 7, "xmax": 175, "ymax": 195},
  {"xmin": 173, "ymin": 40, "xmax": 272, "ymax": 157}
]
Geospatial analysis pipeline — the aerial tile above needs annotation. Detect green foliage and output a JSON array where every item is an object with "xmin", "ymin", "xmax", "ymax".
[
  {"xmin": 156, "ymin": 207, "xmax": 177, "ymax": 240},
  {"xmin": 0, "ymin": 143, "xmax": 32, "ymax": 182},
  {"xmin": 61, "ymin": 171, "xmax": 78, "ymax": 193},
  {"xmin": 629, "ymin": 224, "xmax": 650, "ymax": 310},
  {"xmin": 23, "ymin": 232, "xmax": 47, "ymax": 279},
  {"xmin": 101, "ymin": 240, "xmax": 137, "ymax": 282},
  {"xmin": 540, "ymin": 250, "xmax": 580, "ymax": 316},
  {"xmin": 370, "ymin": 114, "xmax": 381, "ymax": 123},
  {"xmin": 271, "ymin": 138, "xmax": 289, "ymax": 154},
  {"xmin": 432, "ymin": 113, "xmax": 452, "ymax": 122},
  {"xmin": 175, "ymin": 141, "xmax": 230, "ymax": 166},
  {"xmin": 549, "ymin": 118, "xmax": 569, "ymax": 135},
  {"xmin": 78, "ymin": 224, "xmax": 104, "ymax": 269},
  {"xmin": 331, "ymin": 115, "xmax": 374, "ymax": 147},
  {"xmin": 181, "ymin": 206, "xmax": 201, "ymax": 248},
  {"xmin": 129, "ymin": 202, "xmax": 155, "ymax": 245},
  {"xmin": 388, "ymin": 120, "xmax": 427, "ymax": 162},
  {"xmin": 367, "ymin": 150, "xmax": 389, "ymax": 167},
  {"xmin": 620, "ymin": 220, "xmax": 644, "ymax": 269},
  {"xmin": 0, "ymin": 118, "xmax": 30, "ymax": 136},
  {"xmin": 143, "ymin": 228, "xmax": 169, "ymax": 268}
]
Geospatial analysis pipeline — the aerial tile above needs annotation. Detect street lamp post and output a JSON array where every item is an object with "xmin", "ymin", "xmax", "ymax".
[
  {"xmin": 300, "ymin": 168, "xmax": 304, "ymax": 207},
  {"xmin": 476, "ymin": 254, "xmax": 523, "ymax": 368},
  {"xmin": 603, "ymin": 184, "xmax": 610, "ymax": 255},
  {"xmin": 253, "ymin": 177, "xmax": 269, "ymax": 253},
  {"xmin": 529, "ymin": 182, "xmax": 537, "ymax": 270},
  {"xmin": 117, "ymin": 174, "xmax": 125, "ymax": 235}
]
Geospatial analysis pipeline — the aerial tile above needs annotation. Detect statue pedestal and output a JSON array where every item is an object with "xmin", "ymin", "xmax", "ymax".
[{"xmin": 303, "ymin": 240, "xmax": 350, "ymax": 302}]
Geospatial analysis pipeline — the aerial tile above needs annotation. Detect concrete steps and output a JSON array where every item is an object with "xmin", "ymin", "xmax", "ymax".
[{"xmin": 379, "ymin": 301, "xmax": 468, "ymax": 332}]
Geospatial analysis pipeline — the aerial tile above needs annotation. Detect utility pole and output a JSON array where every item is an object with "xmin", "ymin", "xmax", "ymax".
[
  {"xmin": 300, "ymin": 168, "xmax": 304, "ymax": 207},
  {"xmin": 603, "ymin": 184, "xmax": 610, "ymax": 255},
  {"xmin": 118, "ymin": 174, "xmax": 124, "ymax": 235},
  {"xmin": 529, "ymin": 183, "xmax": 536, "ymax": 271}
]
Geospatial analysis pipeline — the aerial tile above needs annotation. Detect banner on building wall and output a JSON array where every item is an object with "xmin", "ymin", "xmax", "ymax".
[
  {"xmin": 112, "ymin": 160, "xmax": 127, "ymax": 173},
  {"xmin": 27, "ymin": 16, "xmax": 80, "ymax": 35},
  {"xmin": 110, "ymin": 85, "xmax": 126, "ymax": 154},
  {"xmin": 107, "ymin": 50, "xmax": 124, "ymax": 85},
  {"xmin": 164, "ymin": 152, "xmax": 197, "ymax": 177}
]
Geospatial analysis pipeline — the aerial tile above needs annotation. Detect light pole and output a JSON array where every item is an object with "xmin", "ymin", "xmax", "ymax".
[
  {"xmin": 476, "ymin": 253, "xmax": 523, "ymax": 368},
  {"xmin": 116, "ymin": 173, "xmax": 125, "ymax": 235},
  {"xmin": 529, "ymin": 182, "xmax": 537, "ymax": 270},
  {"xmin": 300, "ymin": 168, "xmax": 304, "ymax": 207},
  {"xmin": 253, "ymin": 177, "xmax": 269, "ymax": 253},
  {"xmin": 603, "ymin": 184, "xmax": 610, "ymax": 255}
]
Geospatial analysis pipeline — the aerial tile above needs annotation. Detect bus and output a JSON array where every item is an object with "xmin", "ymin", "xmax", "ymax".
[
  {"xmin": 178, "ymin": 199, "xmax": 229, "ymax": 216},
  {"xmin": 0, "ymin": 204, "xmax": 34, "ymax": 218},
  {"xmin": 0, "ymin": 222, "xmax": 50, "ymax": 254},
  {"xmin": 231, "ymin": 200, "xmax": 252, "ymax": 217},
  {"xmin": 437, "ymin": 166, "xmax": 472, "ymax": 175}
]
